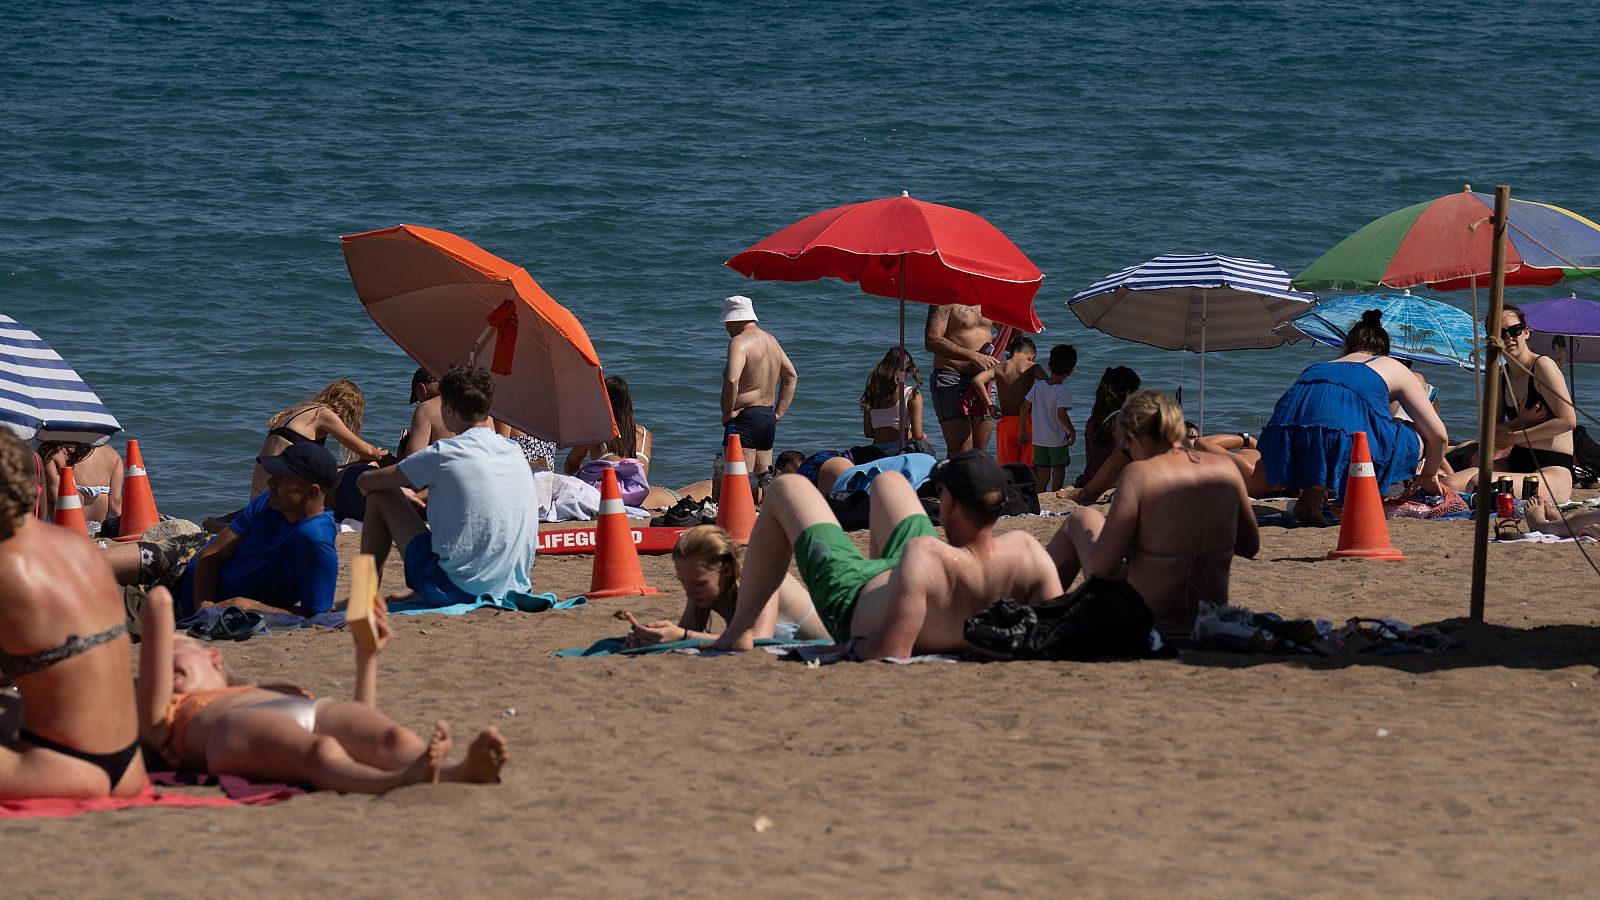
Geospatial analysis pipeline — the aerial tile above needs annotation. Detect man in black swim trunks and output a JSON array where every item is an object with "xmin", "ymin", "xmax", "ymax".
[
  {"xmin": 721, "ymin": 295, "xmax": 798, "ymax": 499},
  {"xmin": 709, "ymin": 451, "xmax": 1063, "ymax": 660}
]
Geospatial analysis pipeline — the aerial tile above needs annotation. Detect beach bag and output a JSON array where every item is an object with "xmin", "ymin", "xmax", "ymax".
[
  {"xmin": 1383, "ymin": 483, "xmax": 1469, "ymax": 520},
  {"xmin": 1000, "ymin": 463, "xmax": 1040, "ymax": 516},
  {"xmin": 963, "ymin": 576, "xmax": 1156, "ymax": 661},
  {"xmin": 575, "ymin": 459, "xmax": 649, "ymax": 506},
  {"xmin": 1573, "ymin": 425, "xmax": 1600, "ymax": 485},
  {"xmin": 825, "ymin": 487, "xmax": 874, "ymax": 531}
]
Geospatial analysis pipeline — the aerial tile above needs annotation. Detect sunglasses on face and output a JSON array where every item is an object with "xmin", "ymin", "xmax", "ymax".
[{"xmin": 1501, "ymin": 323, "xmax": 1527, "ymax": 339}]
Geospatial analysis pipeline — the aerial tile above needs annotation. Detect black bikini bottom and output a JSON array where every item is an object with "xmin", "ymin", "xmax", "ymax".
[{"xmin": 18, "ymin": 727, "xmax": 140, "ymax": 787}]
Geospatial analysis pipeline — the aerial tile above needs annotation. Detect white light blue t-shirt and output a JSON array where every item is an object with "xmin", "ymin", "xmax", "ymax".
[
  {"xmin": 1026, "ymin": 380, "xmax": 1075, "ymax": 448},
  {"xmin": 399, "ymin": 427, "xmax": 539, "ymax": 599}
]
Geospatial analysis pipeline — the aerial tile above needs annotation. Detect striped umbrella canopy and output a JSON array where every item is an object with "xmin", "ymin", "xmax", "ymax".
[
  {"xmin": 1069, "ymin": 254, "xmax": 1316, "ymax": 430},
  {"xmin": 1273, "ymin": 291, "xmax": 1479, "ymax": 368},
  {"xmin": 1294, "ymin": 187, "xmax": 1600, "ymax": 292},
  {"xmin": 0, "ymin": 313, "xmax": 121, "ymax": 445}
]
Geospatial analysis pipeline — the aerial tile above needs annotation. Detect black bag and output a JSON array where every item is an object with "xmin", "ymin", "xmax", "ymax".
[
  {"xmin": 825, "ymin": 488, "xmax": 874, "ymax": 531},
  {"xmin": 963, "ymin": 576, "xmax": 1158, "ymax": 661},
  {"xmin": 1573, "ymin": 425, "xmax": 1600, "ymax": 485},
  {"xmin": 1000, "ymin": 462, "xmax": 1041, "ymax": 515}
]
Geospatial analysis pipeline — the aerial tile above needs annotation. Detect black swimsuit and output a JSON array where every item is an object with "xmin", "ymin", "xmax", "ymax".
[
  {"xmin": 267, "ymin": 407, "xmax": 329, "ymax": 448},
  {"xmin": 1500, "ymin": 359, "xmax": 1575, "ymax": 474},
  {"xmin": 1, "ymin": 622, "xmax": 142, "ymax": 786}
]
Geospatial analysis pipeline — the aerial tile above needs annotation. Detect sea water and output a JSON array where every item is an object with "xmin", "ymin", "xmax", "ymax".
[{"xmin": 4, "ymin": 0, "xmax": 1599, "ymax": 519}]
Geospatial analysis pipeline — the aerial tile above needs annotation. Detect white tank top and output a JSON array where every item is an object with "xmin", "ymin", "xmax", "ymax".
[{"xmin": 867, "ymin": 385, "xmax": 913, "ymax": 430}]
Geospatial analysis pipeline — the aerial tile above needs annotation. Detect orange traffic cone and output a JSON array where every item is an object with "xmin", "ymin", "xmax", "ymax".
[
  {"xmin": 115, "ymin": 439, "xmax": 160, "ymax": 542},
  {"xmin": 715, "ymin": 433, "xmax": 757, "ymax": 544},
  {"xmin": 1326, "ymin": 431, "xmax": 1407, "ymax": 561},
  {"xmin": 587, "ymin": 466, "xmax": 660, "ymax": 599},
  {"xmin": 53, "ymin": 466, "xmax": 88, "ymax": 534}
]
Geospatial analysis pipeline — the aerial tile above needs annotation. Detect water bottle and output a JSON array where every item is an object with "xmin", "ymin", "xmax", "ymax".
[{"xmin": 711, "ymin": 448, "xmax": 724, "ymax": 504}]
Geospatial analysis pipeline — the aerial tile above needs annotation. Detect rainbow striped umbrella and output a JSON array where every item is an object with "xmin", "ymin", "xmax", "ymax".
[{"xmin": 1294, "ymin": 187, "xmax": 1600, "ymax": 293}]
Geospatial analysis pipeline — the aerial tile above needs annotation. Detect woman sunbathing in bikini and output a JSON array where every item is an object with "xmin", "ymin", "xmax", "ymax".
[
  {"xmin": 1047, "ymin": 390, "xmax": 1260, "ymax": 641},
  {"xmin": 136, "ymin": 587, "xmax": 507, "ymax": 793},
  {"xmin": 623, "ymin": 525, "xmax": 828, "ymax": 646}
]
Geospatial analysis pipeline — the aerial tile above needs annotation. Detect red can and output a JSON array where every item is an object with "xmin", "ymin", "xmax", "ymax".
[{"xmin": 1496, "ymin": 492, "xmax": 1517, "ymax": 519}]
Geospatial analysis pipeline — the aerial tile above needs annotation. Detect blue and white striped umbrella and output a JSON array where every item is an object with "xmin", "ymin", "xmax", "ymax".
[
  {"xmin": 1069, "ymin": 254, "xmax": 1316, "ymax": 430},
  {"xmin": 0, "ymin": 314, "xmax": 121, "ymax": 444}
]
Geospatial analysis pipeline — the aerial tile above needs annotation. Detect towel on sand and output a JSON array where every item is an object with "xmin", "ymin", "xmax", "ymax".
[
  {"xmin": 0, "ymin": 777, "xmax": 294, "ymax": 820},
  {"xmin": 552, "ymin": 636, "xmax": 830, "ymax": 658}
]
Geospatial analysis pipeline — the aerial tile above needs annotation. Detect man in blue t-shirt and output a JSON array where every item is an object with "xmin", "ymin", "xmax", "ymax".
[
  {"xmin": 104, "ymin": 442, "xmax": 339, "ymax": 616},
  {"xmin": 358, "ymin": 365, "xmax": 539, "ymax": 605}
]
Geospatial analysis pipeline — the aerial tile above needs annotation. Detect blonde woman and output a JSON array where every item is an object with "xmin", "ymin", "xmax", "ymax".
[
  {"xmin": 1046, "ymin": 390, "xmax": 1259, "ymax": 641},
  {"xmin": 623, "ymin": 525, "xmax": 827, "ymax": 646},
  {"xmin": 250, "ymin": 380, "xmax": 387, "ymax": 498}
]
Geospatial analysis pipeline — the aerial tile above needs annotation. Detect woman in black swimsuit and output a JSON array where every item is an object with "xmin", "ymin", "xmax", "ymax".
[
  {"xmin": 250, "ymin": 379, "xmax": 387, "ymax": 499},
  {"xmin": 0, "ymin": 430, "xmax": 146, "ymax": 798},
  {"xmin": 1446, "ymin": 306, "xmax": 1578, "ymax": 503}
]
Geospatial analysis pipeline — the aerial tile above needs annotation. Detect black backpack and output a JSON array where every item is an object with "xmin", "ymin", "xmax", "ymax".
[
  {"xmin": 964, "ymin": 576, "xmax": 1161, "ymax": 661},
  {"xmin": 1573, "ymin": 425, "xmax": 1600, "ymax": 486},
  {"xmin": 1000, "ymin": 462, "xmax": 1041, "ymax": 516}
]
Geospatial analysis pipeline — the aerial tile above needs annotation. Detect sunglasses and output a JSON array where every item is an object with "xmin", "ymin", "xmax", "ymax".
[{"xmin": 1501, "ymin": 323, "xmax": 1527, "ymax": 339}]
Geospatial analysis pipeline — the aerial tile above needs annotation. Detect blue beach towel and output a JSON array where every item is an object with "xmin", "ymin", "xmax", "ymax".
[
  {"xmin": 831, "ymin": 453, "xmax": 937, "ymax": 494},
  {"xmin": 389, "ymin": 591, "xmax": 587, "ymax": 617}
]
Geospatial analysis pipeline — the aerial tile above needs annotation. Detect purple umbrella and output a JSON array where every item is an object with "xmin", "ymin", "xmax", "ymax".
[{"xmin": 1524, "ymin": 293, "xmax": 1600, "ymax": 397}]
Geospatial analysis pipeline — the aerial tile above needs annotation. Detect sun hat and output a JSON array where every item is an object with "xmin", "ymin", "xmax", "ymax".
[{"xmin": 721, "ymin": 295, "xmax": 758, "ymax": 323}]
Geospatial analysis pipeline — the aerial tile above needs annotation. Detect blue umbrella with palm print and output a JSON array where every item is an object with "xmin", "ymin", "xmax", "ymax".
[{"xmin": 1274, "ymin": 290, "xmax": 1479, "ymax": 369}]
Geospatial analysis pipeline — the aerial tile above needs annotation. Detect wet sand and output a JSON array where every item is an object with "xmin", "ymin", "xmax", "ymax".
[{"xmin": 10, "ymin": 495, "xmax": 1600, "ymax": 898}]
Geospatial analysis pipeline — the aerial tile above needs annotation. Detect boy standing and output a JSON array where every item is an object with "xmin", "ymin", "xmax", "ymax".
[
  {"xmin": 994, "ymin": 336, "xmax": 1047, "ymax": 466},
  {"xmin": 1021, "ymin": 345, "xmax": 1077, "ymax": 492}
]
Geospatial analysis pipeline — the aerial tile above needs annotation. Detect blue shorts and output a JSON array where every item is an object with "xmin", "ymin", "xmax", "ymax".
[{"xmin": 403, "ymin": 532, "xmax": 477, "ymax": 606}]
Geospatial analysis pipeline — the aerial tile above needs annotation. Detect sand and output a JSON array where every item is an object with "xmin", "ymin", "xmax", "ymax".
[{"xmin": 10, "ymin": 495, "xmax": 1600, "ymax": 898}]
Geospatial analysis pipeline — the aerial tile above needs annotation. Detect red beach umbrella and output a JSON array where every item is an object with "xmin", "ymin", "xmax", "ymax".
[
  {"xmin": 725, "ymin": 191, "xmax": 1046, "ymax": 335},
  {"xmin": 341, "ymin": 224, "xmax": 615, "ymax": 447}
]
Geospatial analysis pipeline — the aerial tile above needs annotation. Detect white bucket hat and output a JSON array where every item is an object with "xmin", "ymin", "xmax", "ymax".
[{"xmin": 721, "ymin": 295, "xmax": 758, "ymax": 323}]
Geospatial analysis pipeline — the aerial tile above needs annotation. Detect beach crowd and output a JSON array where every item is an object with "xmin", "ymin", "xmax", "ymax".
[{"xmin": 1, "ymin": 293, "xmax": 1583, "ymax": 801}]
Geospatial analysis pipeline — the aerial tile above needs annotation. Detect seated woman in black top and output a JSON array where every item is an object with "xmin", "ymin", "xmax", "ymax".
[{"xmin": 1446, "ymin": 305, "xmax": 1577, "ymax": 503}]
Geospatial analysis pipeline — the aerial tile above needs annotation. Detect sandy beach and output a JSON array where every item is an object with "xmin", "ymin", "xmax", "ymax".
[{"xmin": 8, "ymin": 495, "xmax": 1599, "ymax": 898}]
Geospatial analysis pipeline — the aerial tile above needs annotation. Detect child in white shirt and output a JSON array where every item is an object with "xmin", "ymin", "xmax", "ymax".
[{"xmin": 1021, "ymin": 345, "xmax": 1077, "ymax": 492}]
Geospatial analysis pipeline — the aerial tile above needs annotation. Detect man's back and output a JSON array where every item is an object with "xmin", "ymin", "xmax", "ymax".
[
  {"xmin": 727, "ymin": 326, "xmax": 782, "ymax": 411},
  {"xmin": 397, "ymin": 427, "xmax": 537, "ymax": 597}
]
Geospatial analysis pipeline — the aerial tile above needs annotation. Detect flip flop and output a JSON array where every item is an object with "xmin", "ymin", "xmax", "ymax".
[{"xmin": 187, "ymin": 607, "xmax": 268, "ymax": 642}]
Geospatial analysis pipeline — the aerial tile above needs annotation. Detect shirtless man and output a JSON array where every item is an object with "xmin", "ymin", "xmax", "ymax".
[
  {"xmin": 925, "ymin": 303, "xmax": 997, "ymax": 455},
  {"xmin": 0, "ymin": 430, "xmax": 146, "ymax": 798},
  {"xmin": 709, "ymin": 452, "xmax": 1063, "ymax": 660},
  {"xmin": 995, "ymin": 336, "xmax": 1046, "ymax": 467},
  {"xmin": 401, "ymin": 370, "xmax": 456, "ymax": 459},
  {"xmin": 1046, "ymin": 390, "xmax": 1259, "ymax": 641},
  {"xmin": 721, "ymin": 296, "xmax": 798, "ymax": 493}
]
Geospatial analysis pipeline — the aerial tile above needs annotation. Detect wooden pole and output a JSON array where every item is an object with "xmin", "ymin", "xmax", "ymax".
[{"xmin": 1469, "ymin": 185, "xmax": 1512, "ymax": 621}]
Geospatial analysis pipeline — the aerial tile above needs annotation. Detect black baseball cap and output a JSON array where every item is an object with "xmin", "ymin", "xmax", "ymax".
[
  {"xmin": 927, "ymin": 450, "xmax": 1008, "ymax": 515},
  {"xmin": 409, "ymin": 367, "xmax": 437, "ymax": 403},
  {"xmin": 257, "ymin": 442, "xmax": 338, "ymax": 489}
]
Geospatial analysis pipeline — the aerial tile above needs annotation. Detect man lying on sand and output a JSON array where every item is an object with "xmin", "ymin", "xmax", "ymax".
[
  {"xmin": 709, "ymin": 451, "xmax": 1063, "ymax": 660},
  {"xmin": 1047, "ymin": 390, "xmax": 1259, "ymax": 641},
  {"xmin": 1525, "ymin": 501, "xmax": 1600, "ymax": 539},
  {"xmin": 138, "ymin": 587, "xmax": 506, "ymax": 793},
  {"xmin": 104, "ymin": 442, "xmax": 339, "ymax": 617}
]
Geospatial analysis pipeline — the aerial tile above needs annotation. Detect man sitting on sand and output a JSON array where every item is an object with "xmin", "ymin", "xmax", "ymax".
[
  {"xmin": 359, "ymin": 365, "xmax": 539, "ymax": 604},
  {"xmin": 1046, "ymin": 390, "xmax": 1259, "ymax": 641},
  {"xmin": 708, "ymin": 451, "xmax": 1063, "ymax": 660},
  {"xmin": 104, "ymin": 441, "xmax": 340, "ymax": 617}
]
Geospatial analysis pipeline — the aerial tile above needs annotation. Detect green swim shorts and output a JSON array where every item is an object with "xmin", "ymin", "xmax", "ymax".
[
  {"xmin": 792, "ymin": 514, "xmax": 936, "ymax": 643},
  {"xmin": 1032, "ymin": 444, "xmax": 1071, "ymax": 467}
]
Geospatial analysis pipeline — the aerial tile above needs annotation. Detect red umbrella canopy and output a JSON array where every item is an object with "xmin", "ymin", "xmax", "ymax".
[{"xmin": 725, "ymin": 192, "xmax": 1045, "ymax": 332}]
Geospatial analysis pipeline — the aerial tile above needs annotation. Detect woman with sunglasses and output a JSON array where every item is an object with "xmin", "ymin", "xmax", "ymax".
[
  {"xmin": 1445, "ymin": 306, "xmax": 1577, "ymax": 503},
  {"xmin": 1259, "ymin": 310, "xmax": 1449, "ymax": 526}
]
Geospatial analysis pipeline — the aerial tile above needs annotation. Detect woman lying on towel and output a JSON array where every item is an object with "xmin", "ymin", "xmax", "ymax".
[
  {"xmin": 623, "ymin": 525, "xmax": 830, "ymax": 646},
  {"xmin": 1046, "ymin": 390, "xmax": 1260, "ymax": 643},
  {"xmin": 137, "ymin": 587, "xmax": 506, "ymax": 793}
]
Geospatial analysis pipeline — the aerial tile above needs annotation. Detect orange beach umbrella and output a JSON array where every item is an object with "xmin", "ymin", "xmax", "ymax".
[{"xmin": 341, "ymin": 225, "xmax": 615, "ymax": 447}]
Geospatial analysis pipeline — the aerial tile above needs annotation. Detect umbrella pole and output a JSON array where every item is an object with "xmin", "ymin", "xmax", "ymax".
[
  {"xmin": 1470, "ymin": 275, "xmax": 1481, "ymax": 415},
  {"xmin": 1470, "ymin": 186, "xmax": 1512, "ymax": 623},
  {"xmin": 897, "ymin": 255, "xmax": 907, "ymax": 455},
  {"xmin": 1199, "ymin": 290, "xmax": 1207, "ymax": 434}
]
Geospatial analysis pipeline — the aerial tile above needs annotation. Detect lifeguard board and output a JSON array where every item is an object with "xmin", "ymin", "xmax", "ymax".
[{"xmin": 538, "ymin": 526, "xmax": 687, "ymax": 555}]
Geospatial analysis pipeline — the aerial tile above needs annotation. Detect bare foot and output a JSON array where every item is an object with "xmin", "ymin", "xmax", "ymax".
[
  {"xmin": 1292, "ymin": 490, "xmax": 1331, "ymax": 527},
  {"xmin": 444, "ymin": 727, "xmax": 508, "ymax": 784},
  {"xmin": 399, "ymin": 720, "xmax": 451, "ymax": 786}
]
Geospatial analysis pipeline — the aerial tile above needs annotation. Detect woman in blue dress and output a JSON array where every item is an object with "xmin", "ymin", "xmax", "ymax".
[{"xmin": 1260, "ymin": 310, "xmax": 1448, "ymax": 526}]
